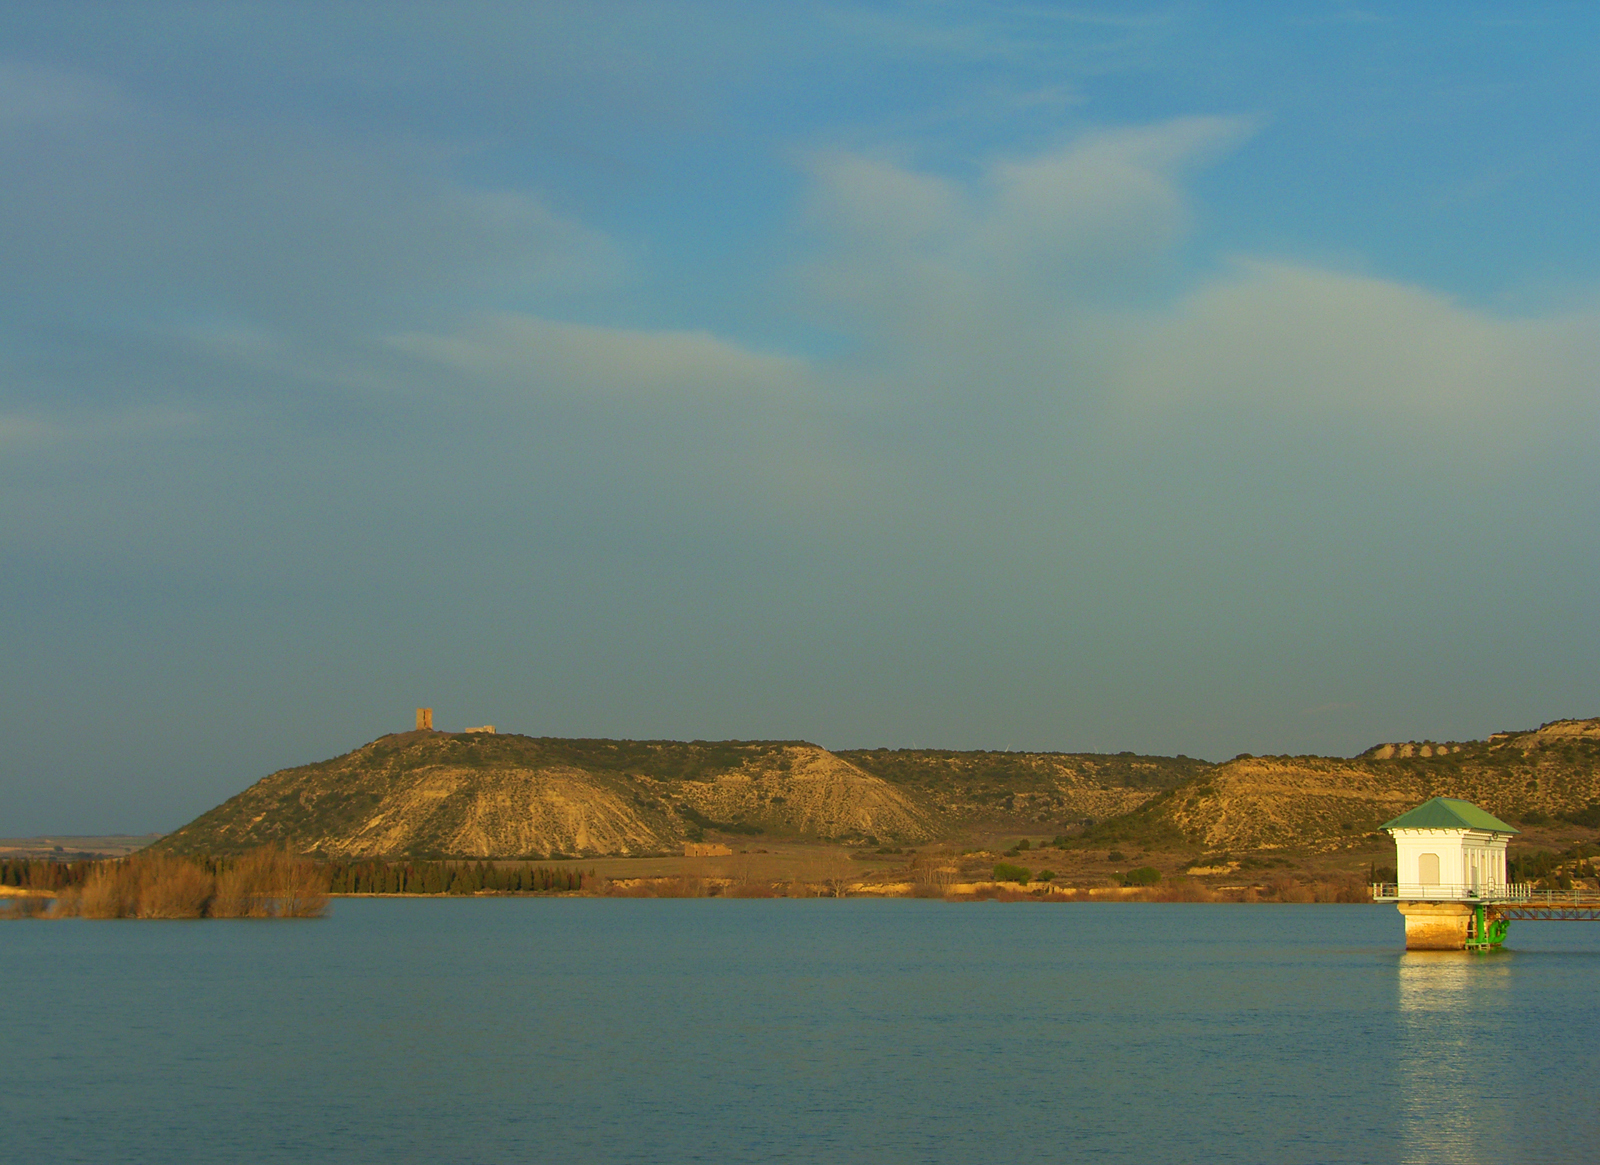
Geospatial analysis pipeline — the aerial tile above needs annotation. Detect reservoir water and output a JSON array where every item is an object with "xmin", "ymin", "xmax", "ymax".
[{"xmin": 5, "ymin": 899, "xmax": 1598, "ymax": 1163}]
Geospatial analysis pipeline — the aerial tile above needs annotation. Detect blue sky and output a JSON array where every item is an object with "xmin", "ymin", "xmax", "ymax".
[{"xmin": 4, "ymin": 3, "xmax": 1598, "ymax": 834}]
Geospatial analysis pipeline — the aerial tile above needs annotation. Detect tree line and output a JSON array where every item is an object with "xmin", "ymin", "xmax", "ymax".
[
  {"xmin": 325, "ymin": 859, "xmax": 589, "ymax": 895},
  {"xmin": 4, "ymin": 855, "xmax": 590, "ymax": 900},
  {"xmin": 2, "ymin": 859, "xmax": 95, "ymax": 892}
]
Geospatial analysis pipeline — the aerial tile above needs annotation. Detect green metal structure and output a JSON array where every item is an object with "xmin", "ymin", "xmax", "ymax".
[{"xmin": 1465, "ymin": 903, "xmax": 1510, "ymax": 951}]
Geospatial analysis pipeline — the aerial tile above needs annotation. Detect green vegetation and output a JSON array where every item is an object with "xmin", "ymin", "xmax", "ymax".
[
  {"xmin": 1034, "ymin": 869, "xmax": 1056, "ymax": 882},
  {"xmin": 326, "ymin": 859, "xmax": 587, "ymax": 895},
  {"xmin": 1123, "ymin": 867, "xmax": 1162, "ymax": 886},
  {"xmin": 993, "ymin": 862, "xmax": 1031, "ymax": 884},
  {"xmin": 398, "ymin": 735, "xmax": 811, "ymax": 784},
  {"xmin": 1239, "ymin": 856, "xmax": 1296, "ymax": 870},
  {"xmin": 839, "ymin": 748, "xmax": 1208, "ymax": 792},
  {"xmin": 1509, "ymin": 843, "xmax": 1598, "ymax": 889},
  {"xmin": 1, "ymin": 858, "xmax": 93, "ymax": 893},
  {"xmin": 1074, "ymin": 787, "xmax": 1191, "ymax": 849},
  {"xmin": 677, "ymin": 803, "xmax": 764, "ymax": 836},
  {"xmin": 1561, "ymin": 802, "xmax": 1600, "ymax": 827}
]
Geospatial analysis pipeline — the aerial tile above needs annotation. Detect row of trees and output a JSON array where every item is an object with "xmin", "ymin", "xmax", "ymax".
[
  {"xmin": 1, "ymin": 859, "xmax": 95, "ymax": 892},
  {"xmin": 1509, "ymin": 842, "xmax": 1599, "ymax": 889},
  {"xmin": 4, "ymin": 854, "xmax": 593, "ymax": 909},
  {"xmin": 325, "ymin": 860, "xmax": 588, "ymax": 895}
]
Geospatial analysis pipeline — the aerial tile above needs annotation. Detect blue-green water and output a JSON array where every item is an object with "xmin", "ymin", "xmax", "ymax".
[{"xmin": 4, "ymin": 900, "xmax": 1597, "ymax": 1163}]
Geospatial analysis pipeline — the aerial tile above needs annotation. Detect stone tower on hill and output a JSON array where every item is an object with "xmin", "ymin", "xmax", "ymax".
[{"xmin": 415, "ymin": 707, "xmax": 433, "ymax": 731}]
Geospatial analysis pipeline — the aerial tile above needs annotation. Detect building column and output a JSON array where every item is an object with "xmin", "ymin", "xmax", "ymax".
[{"xmin": 1396, "ymin": 901, "xmax": 1472, "ymax": 950}]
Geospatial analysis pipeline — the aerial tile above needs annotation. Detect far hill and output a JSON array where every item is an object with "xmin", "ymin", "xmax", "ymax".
[
  {"xmin": 153, "ymin": 718, "xmax": 1600, "ymax": 860},
  {"xmin": 1082, "ymin": 718, "xmax": 1600, "ymax": 855},
  {"xmin": 839, "ymin": 748, "xmax": 1207, "ymax": 825},
  {"xmin": 156, "ymin": 732, "xmax": 1199, "ymax": 859}
]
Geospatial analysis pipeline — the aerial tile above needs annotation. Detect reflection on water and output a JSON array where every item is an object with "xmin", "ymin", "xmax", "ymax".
[{"xmin": 1396, "ymin": 953, "xmax": 1515, "ymax": 1165}]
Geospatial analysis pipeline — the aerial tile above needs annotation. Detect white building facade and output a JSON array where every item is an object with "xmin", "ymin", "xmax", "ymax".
[
  {"xmin": 1382, "ymin": 797, "xmax": 1518, "ymax": 900},
  {"xmin": 1389, "ymin": 826, "xmax": 1511, "ymax": 898}
]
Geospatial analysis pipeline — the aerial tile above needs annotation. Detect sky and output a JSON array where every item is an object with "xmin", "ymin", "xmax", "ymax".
[{"xmin": 4, "ymin": 2, "xmax": 1598, "ymax": 835}]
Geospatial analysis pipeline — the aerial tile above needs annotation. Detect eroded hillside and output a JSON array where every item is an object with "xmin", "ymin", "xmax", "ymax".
[
  {"xmin": 157, "ymin": 733, "xmax": 942, "ymax": 858},
  {"xmin": 839, "ymin": 748, "xmax": 1207, "ymax": 825},
  {"xmin": 156, "ymin": 733, "xmax": 1198, "ymax": 858},
  {"xmin": 153, "ymin": 719, "xmax": 1600, "ymax": 859},
  {"xmin": 1088, "ymin": 719, "xmax": 1600, "ymax": 853}
]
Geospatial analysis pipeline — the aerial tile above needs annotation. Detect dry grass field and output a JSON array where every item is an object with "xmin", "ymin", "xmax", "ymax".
[{"xmin": 0, "ymin": 835, "xmax": 162, "ymax": 860}]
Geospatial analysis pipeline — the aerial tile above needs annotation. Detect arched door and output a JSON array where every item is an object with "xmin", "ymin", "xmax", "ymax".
[{"xmin": 1418, "ymin": 853, "xmax": 1440, "ymax": 885}]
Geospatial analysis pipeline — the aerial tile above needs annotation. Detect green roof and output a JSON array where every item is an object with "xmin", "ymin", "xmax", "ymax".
[{"xmin": 1381, "ymin": 797, "xmax": 1518, "ymax": 834}]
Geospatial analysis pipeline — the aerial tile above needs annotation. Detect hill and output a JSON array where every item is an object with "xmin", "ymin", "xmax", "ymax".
[
  {"xmin": 154, "ymin": 732, "xmax": 1199, "ymax": 858},
  {"xmin": 154, "ymin": 719, "xmax": 1600, "ymax": 860},
  {"xmin": 1082, "ymin": 719, "xmax": 1600, "ymax": 855},
  {"xmin": 838, "ymin": 748, "xmax": 1208, "ymax": 825}
]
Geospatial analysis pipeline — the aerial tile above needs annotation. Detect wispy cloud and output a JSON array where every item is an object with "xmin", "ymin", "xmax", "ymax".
[
  {"xmin": 799, "ymin": 118, "xmax": 1254, "ymax": 334},
  {"xmin": 0, "ymin": 64, "xmax": 625, "ymax": 342},
  {"xmin": 392, "ymin": 315, "xmax": 813, "ymax": 408}
]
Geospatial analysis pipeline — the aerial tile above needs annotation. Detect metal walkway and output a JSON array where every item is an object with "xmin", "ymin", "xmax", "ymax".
[{"xmin": 1371, "ymin": 883, "xmax": 1600, "ymax": 919}]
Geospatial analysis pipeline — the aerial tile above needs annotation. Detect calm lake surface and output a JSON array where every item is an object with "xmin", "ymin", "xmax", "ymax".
[{"xmin": 5, "ymin": 899, "xmax": 1598, "ymax": 1164}]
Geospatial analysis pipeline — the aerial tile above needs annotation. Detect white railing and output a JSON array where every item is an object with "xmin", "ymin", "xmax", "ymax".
[{"xmin": 1370, "ymin": 883, "xmax": 1597, "ymax": 905}]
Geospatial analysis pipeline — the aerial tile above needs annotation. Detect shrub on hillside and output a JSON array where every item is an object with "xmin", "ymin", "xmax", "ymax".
[
  {"xmin": 1124, "ymin": 867, "xmax": 1161, "ymax": 886},
  {"xmin": 1148, "ymin": 876, "xmax": 1214, "ymax": 902},
  {"xmin": 993, "ymin": 862, "xmax": 1031, "ymax": 884},
  {"xmin": 1560, "ymin": 802, "xmax": 1600, "ymax": 828}
]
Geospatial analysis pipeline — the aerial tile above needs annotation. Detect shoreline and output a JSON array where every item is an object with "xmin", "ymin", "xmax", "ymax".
[{"xmin": 322, "ymin": 879, "xmax": 1383, "ymax": 903}]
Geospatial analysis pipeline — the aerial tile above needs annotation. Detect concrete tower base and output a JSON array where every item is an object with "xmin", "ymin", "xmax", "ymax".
[{"xmin": 1396, "ymin": 901, "xmax": 1473, "ymax": 950}]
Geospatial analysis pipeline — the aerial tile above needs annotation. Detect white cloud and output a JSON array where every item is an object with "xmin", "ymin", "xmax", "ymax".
[
  {"xmin": 391, "ymin": 314, "xmax": 813, "ymax": 407},
  {"xmin": 976, "ymin": 117, "xmax": 1250, "ymax": 268},
  {"xmin": 1113, "ymin": 260, "xmax": 1600, "ymax": 439},
  {"xmin": 799, "ymin": 117, "xmax": 1253, "ymax": 352},
  {"xmin": 795, "ymin": 122, "xmax": 1597, "ymax": 450},
  {"xmin": 388, "ymin": 313, "xmax": 893, "ymax": 516}
]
